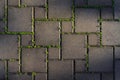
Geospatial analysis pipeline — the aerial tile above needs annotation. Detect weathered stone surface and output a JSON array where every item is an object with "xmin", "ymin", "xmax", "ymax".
[
  {"xmin": 49, "ymin": 48, "xmax": 60, "ymax": 59},
  {"xmin": 75, "ymin": 60, "xmax": 86, "ymax": 72},
  {"xmin": 35, "ymin": 21, "xmax": 59, "ymax": 45},
  {"xmin": 89, "ymin": 34, "xmax": 100, "ymax": 45},
  {"xmin": 8, "ymin": 61, "xmax": 19, "ymax": 72},
  {"xmin": 102, "ymin": 21, "xmax": 120, "ymax": 45},
  {"xmin": 89, "ymin": 47, "xmax": 113, "ymax": 72},
  {"xmin": 62, "ymin": 22, "xmax": 72, "ymax": 32},
  {"xmin": 0, "ymin": 21, "xmax": 5, "ymax": 32},
  {"xmin": 102, "ymin": 73, "xmax": 113, "ymax": 80},
  {"xmin": 115, "ymin": 0, "xmax": 120, "ymax": 19},
  {"xmin": 21, "ymin": 35, "xmax": 32, "ymax": 46},
  {"xmin": 49, "ymin": 60, "xmax": 73, "ymax": 80},
  {"xmin": 0, "ymin": 61, "xmax": 5, "ymax": 80},
  {"xmin": 75, "ymin": 0, "xmax": 86, "ymax": 6},
  {"xmin": 62, "ymin": 34, "xmax": 86, "ymax": 59},
  {"xmin": 48, "ymin": 0, "xmax": 72, "ymax": 18},
  {"xmin": 35, "ymin": 73, "xmax": 47, "ymax": 80},
  {"xmin": 35, "ymin": 7, "xmax": 46, "ymax": 19},
  {"xmin": 8, "ymin": 0, "xmax": 19, "ymax": 6},
  {"xmin": 101, "ymin": 8, "xmax": 113, "ymax": 19},
  {"xmin": 75, "ymin": 9, "xmax": 99, "ymax": 32},
  {"xmin": 22, "ymin": 48, "xmax": 46, "ymax": 72},
  {"xmin": 115, "ymin": 47, "xmax": 120, "ymax": 59},
  {"xmin": 0, "ymin": 35, "xmax": 18, "ymax": 59},
  {"xmin": 0, "ymin": 0, "xmax": 4, "ymax": 19},
  {"xmin": 8, "ymin": 7, "xmax": 32, "ymax": 32},
  {"xmin": 115, "ymin": 60, "xmax": 120, "ymax": 80}
]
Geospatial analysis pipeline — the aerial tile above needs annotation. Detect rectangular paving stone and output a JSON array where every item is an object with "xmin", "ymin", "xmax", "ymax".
[
  {"xmin": 35, "ymin": 7, "xmax": 46, "ymax": 19},
  {"xmin": 21, "ymin": 35, "xmax": 32, "ymax": 46},
  {"xmin": 49, "ymin": 60, "xmax": 73, "ymax": 80},
  {"xmin": 75, "ymin": 60, "xmax": 86, "ymax": 72},
  {"xmin": 102, "ymin": 73, "xmax": 113, "ymax": 80},
  {"xmin": 89, "ymin": 47, "xmax": 113, "ymax": 72},
  {"xmin": 21, "ymin": 0, "xmax": 45, "ymax": 6},
  {"xmin": 8, "ymin": 0, "xmax": 19, "ymax": 6},
  {"xmin": 88, "ymin": 0, "xmax": 112, "ymax": 6},
  {"xmin": 22, "ymin": 48, "xmax": 46, "ymax": 72},
  {"xmin": 49, "ymin": 48, "xmax": 60, "ymax": 59},
  {"xmin": 75, "ymin": 9, "xmax": 99, "ymax": 32},
  {"xmin": 8, "ymin": 61, "xmax": 19, "ymax": 72},
  {"xmin": 62, "ymin": 34, "xmax": 86, "ymax": 59},
  {"xmin": 0, "ymin": 35, "xmax": 18, "ymax": 59},
  {"xmin": 102, "ymin": 21, "xmax": 120, "ymax": 45},
  {"xmin": 35, "ymin": 21, "xmax": 59, "ymax": 45},
  {"xmin": 115, "ymin": 0, "xmax": 120, "ymax": 19},
  {"xmin": 62, "ymin": 22, "xmax": 72, "ymax": 32},
  {"xmin": 101, "ymin": 8, "xmax": 113, "ymax": 19},
  {"xmin": 0, "ymin": 61, "xmax": 5, "ymax": 80},
  {"xmin": 76, "ymin": 73, "xmax": 100, "ymax": 80},
  {"xmin": 115, "ymin": 47, "xmax": 120, "ymax": 59},
  {"xmin": 8, "ymin": 74, "xmax": 32, "ymax": 80},
  {"xmin": 8, "ymin": 7, "xmax": 32, "ymax": 32},
  {"xmin": 48, "ymin": 0, "xmax": 72, "ymax": 18},
  {"xmin": 89, "ymin": 34, "xmax": 100, "ymax": 45},
  {"xmin": 0, "ymin": 0, "xmax": 4, "ymax": 19},
  {"xmin": 35, "ymin": 73, "xmax": 47, "ymax": 80},
  {"xmin": 115, "ymin": 60, "xmax": 120, "ymax": 80}
]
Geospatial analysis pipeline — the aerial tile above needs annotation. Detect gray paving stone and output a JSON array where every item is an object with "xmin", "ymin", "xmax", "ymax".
[
  {"xmin": 115, "ymin": 60, "xmax": 120, "ymax": 80},
  {"xmin": 49, "ymin": 60, "xmax": 73, "ymax": 80},
  {"xmin": 75, "ymin": 60, "xmax": 86, "ymax": 72},
  {"xmin": 8, "ymin": 7, "xmax": 32, "ymax": 32},
  {"xmin": 21, "ymin": 0, "xmax": 45, "ymax": 6},
  {"xmin": 102, "ymin": 73, "xmax": 113, "ymax": 80},
  {"xmin": 8, "ymin": 74, "xmax": 32, "ymax": 80},
  {"xmin": 75, "ymin": 0, "xmax": 86, "ymax": 6},
  {"xmin": 62, "ymin": 34, "xmax": 86, "ymax": 59},
  {"xmin": 22, "ymin": 48, "xmax": 46, "ymax": 72},
  {"xmin": 0, "ymin": 61, "xmax": 5, "ymax": 80},
  {"xmin": 89, "ymin": 34, "xmax": 100, "ymax": 45},
  {"xmin": 102, "ymin": 21, "xmax": 120, "ymax": 45},
  {"xmin": 76, "ymin": 73, "xmax": 100, "ymax": 80},
  {"xmin": 0, "ymin": 21, "xmax": 5, "ymax": 32},
  {"xmin": 0, "ymin": 0, "xmax": 4, "ymax": 19},
  {"xmin": 8, "ymin": 61, "xmax": 19, "ymax": 72},
  {"xmin": 35, "ymin": 7, "xmax": 46, "ymax": 19},
  {"xmin": 35, "ymin": 73, "xmax": 47, "ymax": 80},
  {"xmin": 89, "ymin": 47, "xmax": 113, "ymax": 72},
  {"xmin": 48, "ymin": 0, "xmax": 72, "ymax": 18},
  {"xmin": 21, "ymin": 35, "xmax": 32, "ymax": 46},
  {"xmin": 115, "ymin": 47, "xmax": 120, "ymax": 59},
  {"xmin": 8, "ymin": 0, "xmax": 19, "ymax": 6},
  {"xmin": 115, "ymin": 0, "xmax": 120, "ymax": 19},
  {"xmin": 75, "ymin": 9, "xmax": 99, "ymax": 32},
  {"xmin": 0, "ymin": 35, "xmax": 18, "ymax": 59},
  {"xmin": 101, "ymin": 8, "xmax": 113, "ymax": 19},
  {"xmin": 35, "ymin": 21, "xmax": 59, "ymax": 45},
  {"xmin": 62, "ymin": 22, "xmax": 72, "ymax": 32},
  {"xmin": 88, "ymin": 0, "xmax": 112, "ymax": 6},
  {"xmin": 49, "ymin": 48, "xmax": 60, "ymax": 59}
]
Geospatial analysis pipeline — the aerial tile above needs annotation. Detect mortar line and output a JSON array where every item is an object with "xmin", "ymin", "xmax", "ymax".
[
  {"xmin": 112, "ymin": 0, "xmax": 115, "ymax": 19},
  {"xmin": 100, "ymin": 73, "xmax": 102, "ymax": 80},
  {"xmin": 18, "ymin": 0, "xmax": 21, "ymax": 7},
  {"xmin": 72, "ymin": 0, "xmax": 75, "ymax": 33},
  {"xmin": 45, "ymin": 48, "xmax": 49, "ymax": 80},
  {"xmin": 59, "ymin": 21, "xmax": 62, "ymax": 60},
  {"xmin": 4, "ymin": 0, "xmax": 8, "ymax": 32},
  {"xmin": 45, "ymin": 0, "xmax": 49, "ymax": 19},
  {"xmin": 113, "ymin": 46, "xmax": 115, "ymax": 80},
  {"xmin": 32, "ymin": 7, "xmax": 35, "ymax": 46},
  {"xmin": 86, "ymin": 34, "xmax": 89, "ymax": 71},
  {"xmin": 73, "ymin": 60, "xmax": 76, "ymax": 80},
  {"xmin": 5, "ymin": 60, "xmax": 8, "ymax": 80}
]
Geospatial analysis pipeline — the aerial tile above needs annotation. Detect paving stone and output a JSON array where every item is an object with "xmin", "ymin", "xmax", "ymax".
[
  {"xmin": 115, "ymin": 47, "xmax": 120, "ymax": 59},
  {"xmin": 49, "ymin": 48, "xmax": 60, "ymax": 59},
  {"xmin": 49, "ymin": 60, "xmax": 73, "ymax": 80},
  {"xmin": 76, "ymin": 73, "xmax": 100, "ymax": 80},
  {"xmin": 62, "ymin": 22, "xmax": 72, "ymax": 32},
  {"xmin": 21, "ymin": 35, "xmax": 32, "ymax": 46},
  {"xmin": 35, "ymin": 73, "xmax": 47, "ymax": 80},
  {"xmin": 8, "ymin": 61, "xmax": 19, "ymax": 72},
  {"xmin": 8, "ymin": 0, "xmax": 19, "ymax": 6},
  {"xmin": 0, "ymin": 61, "xmax": 5, "ymax": 80},
  {"xmin": 102, "ymin": 73, "xmax": 113, "ymax": 80},
  {"xmin": 35, "ymin": 21, "xmax": 59, "ymax": 45},
  {"xmin": 75, "ymin": 60, "xmax": 86, "ymax": 72},
  {"xmin": 21, "ymin": 0, "xmax": 45, "ymax": 6},
  {"xmin": 0, "ymin": 35, "xmax": 18, "ymax": 59},
  {"xmin": 115, "ymin": 60, "xmax": 120, "ymax": 80},
  {"xmin": 115, "ymin": 0, "xmax": 120, "ymax": 19},
  {"xmin": 22, "ymin": 48, "xmax": 46, "ymax": 72},
  {"xmin": 35, "ymin": 7, "xmax": 46, "ymax": 19},
  {"xmin": 75, "ymin": 9, "xmax": 99, "ymax": 32},
  {"xmin": 0, "ymin": 0, "xmax": 4, "ymax": 19},
  {"xmin": 75, "ymin": 0, "xmax": 86, "ymax": 6},
  {"xmin": 89, "ymin": 34, "xmax": 100, "ymax": 45},
  {"xmin": 8, "ymin": 74, "xmax": 32, "ymax": 80},
  {"xmin": 88, "ymin": 0, "xmax": 112, "ymax": 6},
  {"xmin": 62, "ymin": 34, "xmax": 86, "ymax": 59},
  {"xmin": 8, "ymin": 7, "xmax": 32, "ymax": 32},
  {"xmin": 89, "ymin": 47, "xmax": 113, "ymax": 72},
  {"xmin": 0, "ymin": 21, "xmax": 5, "ymax": 32},
  {"xmin": 48, "ymin": 0, "xmax": 72, "ymax": 18},
  {"xmin": 102, "ymin": 21, "xmax": 120, "ymax": 45},
  {"xmin": 101, "ymin": 8, "xmax": 113, "ymax": 19}
]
